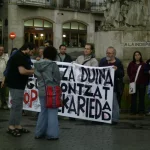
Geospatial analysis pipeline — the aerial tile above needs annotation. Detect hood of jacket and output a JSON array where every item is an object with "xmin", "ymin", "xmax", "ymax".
[{"xmin": 34, "ymin": 59, "xmax": 54, "ymax": 72}]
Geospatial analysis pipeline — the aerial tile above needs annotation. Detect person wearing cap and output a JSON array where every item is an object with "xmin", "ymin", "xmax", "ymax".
[{"xmin": 5, "ymin": 43, "xmax": 35, "ymax": 137}]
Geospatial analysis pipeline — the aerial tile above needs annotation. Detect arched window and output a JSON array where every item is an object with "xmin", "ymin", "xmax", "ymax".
[
  {"xmin": 62, "ymin": 21, "xmax": 87, "ymax": 47},
  {"xmin": 24, "ymin": 18, "xmax": 53, "ymax": 47},
  {"xmin": 0, "ymin": 19, "xmax": 2, "ymax": 45}
]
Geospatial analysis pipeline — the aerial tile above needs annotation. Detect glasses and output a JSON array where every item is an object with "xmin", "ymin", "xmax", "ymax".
[
  {"xmin": 106, "ymin": 52, "xmax": 114, "ymax": 55},
  {"xmin": 84, "ymin": 48, "xmax": 91, "ymax": 50}
]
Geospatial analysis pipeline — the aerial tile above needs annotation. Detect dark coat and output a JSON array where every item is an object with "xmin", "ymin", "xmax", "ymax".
[
  {"xmin": 99, "ymin": 57, "xmax": 124, "ymax": 93},
  {"xmin": 127, "ymin": 61, "xmax": 148, "ymax": 85},
  {"xmin": 57, "ymin": 53, "xmax": 72, "ymax": 63}
]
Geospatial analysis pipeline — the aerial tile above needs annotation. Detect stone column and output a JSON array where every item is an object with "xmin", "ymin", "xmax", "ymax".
[
  {"xmin": 87, "ymin": 22, "xmax": 94, "ymax": 44},
  {"xmin": 8, "ymin": 4, "xmax": 24, "ymax": 53},
  {"xmin": 53, "ymin": 10, "xmax": 62, "ymax": 49}
]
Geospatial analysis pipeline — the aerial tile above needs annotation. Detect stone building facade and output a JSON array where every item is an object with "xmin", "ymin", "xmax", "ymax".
[
  {"xmin": 1, "ymin": 0, "xmax": 150, "ymax": 80},
  {"xmin": 0, "ymin": 0, "xmax": 104, "ymax": 58}
]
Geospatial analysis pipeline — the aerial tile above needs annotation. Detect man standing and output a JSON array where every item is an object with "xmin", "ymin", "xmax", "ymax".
[
  {"xmin": 44, "ymin": 40, "xmax": 53, "ymax": 47},
  {"xmin": 99, "ymin": 46, "xmax": 124, "ymax": 125},
  {"xmin": 6, "ymin": 43, "xmax": 35, "ymax": 137},
  {"xmin": 36, "ymin": 46, "xmax": 44, "ymax": 61},
  {"xmin": 0, "ymin": 46, "xmax": 8, "ymax": 109},
  {"xmin": 57, "ymin": 44, "xmax": 72, "ymax": 62}
]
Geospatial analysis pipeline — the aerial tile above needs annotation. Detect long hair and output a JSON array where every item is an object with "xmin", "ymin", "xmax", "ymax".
[{"xmin": 132, "ymin": 51, "xmax": 143, "ymax": 62}]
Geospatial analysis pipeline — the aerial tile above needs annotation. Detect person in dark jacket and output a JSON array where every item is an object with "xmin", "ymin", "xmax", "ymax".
[
  {"xmin": 99, "ymin": 46, "xmax": 124, "ymax": 125},
  {"xmin": 127, "ymin": 51, "xmax": 148, "ymax": 115},
  {"xmin": 56, "ymin": 44, "xmax": 72, "ymax": 63}
]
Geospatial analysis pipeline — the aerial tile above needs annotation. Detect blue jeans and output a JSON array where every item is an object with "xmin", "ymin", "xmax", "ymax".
[
  {"xmin": 35, "ymin": 96, "xmax": 59, "ymax": 139},
  {"xmin": 112, "ymin": 92, "xmax": 119, "ymax": 122}
]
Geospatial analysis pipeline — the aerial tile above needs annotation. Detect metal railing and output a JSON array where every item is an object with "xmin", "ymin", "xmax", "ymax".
[
  {"xmin": 90, "ymin": 2, "xmax": 106, "ymax": 13},
  {"xmin": 17, "ymin": 0, "xmax": 57, "ymax": 8},
  {"xmin": 59, "ymin": 1, "xmax": 92, "ymax": 12},
  {"xmin": 59, "ymin": 1, "xmax": 105, "ymax": 13},
  {"xmin": 16, "ymin": 0, "xmax": 105, "ymax": 13}
]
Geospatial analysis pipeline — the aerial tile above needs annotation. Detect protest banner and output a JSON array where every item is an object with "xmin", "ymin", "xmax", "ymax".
[{"xmin": 8, "ymin": 62, "xmax": 114, "ymax": 123}]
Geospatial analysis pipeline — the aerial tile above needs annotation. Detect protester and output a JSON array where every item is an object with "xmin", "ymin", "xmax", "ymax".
[
  {"xmin": 5, "ymin": 43, "xmax": 35, "ymax": 137},
  {"xmin": 34, "ymin": 46, "xmax": 61, "ymax": 140},
  {"xmin": 75, "ymin": 43, "xmax": 98, "ymax": 66},
  {"xmin": 145, "ymin": 58, "xmax": 150, "ymax": 114},
  {"xmin": 0, "ymin": 46, "xmax": 9, "ymax": 109},
  {"xmin": 127, "ymin": 51, "xmax": 148, "ymax": 116},
  {"xmin": 75, "ymin": 43, "xmax": 98, "ymax": 123},
  {"xmin": 36, "ymin": 46, "xmax": 44, "ymax": 61},
  {"xmin": 57, "ymin": 44, "xmax": 72, "ymax": 62},
  {"xmin": 99, "ymin": 46, "xmax": 124, "ymax": 125},
  {"xmin": 44, "ymin": 40, "xmax": 53, "ymax": 47},
  {"xmin": 2, "ymin": 47, "xmax": 27, "ymax": 115}
]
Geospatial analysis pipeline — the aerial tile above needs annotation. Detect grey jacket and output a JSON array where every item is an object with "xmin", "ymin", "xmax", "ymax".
[
  {"xmin": 75, "ymin": 55, "xmax": 98, "ymax": 67},
  {"xmin": 34, "ymin": 59, "xmax": 61, "ymax": 96}
]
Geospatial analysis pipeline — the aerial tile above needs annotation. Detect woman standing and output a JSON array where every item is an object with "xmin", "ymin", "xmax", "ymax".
[
  {"xmin": 127, "ymin": 51, "xmax": 148, "ymax": 115},
  {"xmin": 34, "ymin": 46, "xmax": 61, "ymax": 140}
]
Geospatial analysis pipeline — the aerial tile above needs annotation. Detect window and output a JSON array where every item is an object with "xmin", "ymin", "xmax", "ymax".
[
  {"xmin": 62, "ymin": 21, "xmax": 87, "ymax": 47},
  {"xmin": 0, "ymin": 19, "xmax": 2, "ymax": 45},
  {"xmin": 34, "ymin": 19, "xmax": 43, "ymax": 27},
  {"xmin": 24, "ymin": 19, "xmax": 53, "ymax": 47},
  {"xmin": 95, "ymin": 20, "xmax": 102, "ymax": 32},
  {"xmin": 44, "ymin": 21, "xmax": 52, "ymax": 28},
  {"xmin": 24, "ymin": 20, "xmax": 33, "ymax": 27},
  {"xmin": 24, "ymin": 19, "xmax": 53, "ymax": 28}
]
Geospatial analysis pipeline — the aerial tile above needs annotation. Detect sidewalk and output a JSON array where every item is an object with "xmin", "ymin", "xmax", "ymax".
[{"xmin": 0, "ymin": 109, "xmax": 150, "ymax": 150}]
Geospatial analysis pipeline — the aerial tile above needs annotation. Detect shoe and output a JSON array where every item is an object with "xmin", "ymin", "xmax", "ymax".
[
  {"xmin": 111, "ymin": 121, "xmax": 118, "ymax": 125},
  {"xmin": 35, "ymin": 136, "xmax": 44, "ymax": 139},
  {"xmin": 7, "ymin": 128, "xmax": 21, "ymax": 137},
  {"xmin": 91, "ymin": 121, "xmax": 103, "ymax": 125},
  {"xmin": 69, "ymin": 118, "xmax": 76, "ymax": 121},
  {"xmin": 47, "ymin": 138, "xmax": 59, "ymax": 140},
  {"xmin": 138, "ymin": 112, "xmax": 145, "ymax": 117},
  {"xmin": 15, "ymin": 128, "xmax": 30, "ymax": 133}
]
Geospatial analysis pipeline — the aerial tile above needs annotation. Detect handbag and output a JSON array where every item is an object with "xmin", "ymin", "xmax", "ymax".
[
  {"xmin": 129, "ymin": 65, "xmax": 141, "ymax": 94},
  {"xmin": 41, "ymin": 73, "xmax": 62, "ymax": 108}
]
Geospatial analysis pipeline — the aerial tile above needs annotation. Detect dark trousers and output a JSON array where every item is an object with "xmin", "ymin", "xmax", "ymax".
[
  {"xmin": 0, "ymin": 82, "xmax": 6, "ymax": 106},
  {"xmin": 131, "ymin": 84, "xmax": 146, "ymax": 114}
]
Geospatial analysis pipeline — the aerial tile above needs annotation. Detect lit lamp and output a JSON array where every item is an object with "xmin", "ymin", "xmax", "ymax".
[
  {"xmin": 63, "ymin": 34, "xmax": 66, "ymax": 38},
  {"xmin": 9, "ymin": 32, "xmax": 16, "ymax": 49}
]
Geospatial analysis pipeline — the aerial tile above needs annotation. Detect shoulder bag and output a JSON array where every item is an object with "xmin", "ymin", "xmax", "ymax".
[
  {"xmin": 41, "ymin": 72, "xmax": 62, "ymax": 108},
  {"xmin": 129, "ymin": 65, "xmax": 141, "ymax": 94}
]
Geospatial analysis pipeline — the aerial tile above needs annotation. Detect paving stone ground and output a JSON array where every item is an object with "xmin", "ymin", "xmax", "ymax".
[{"xmin": 0, "ymin": 109, "xmax": 150, "ymax": 150}]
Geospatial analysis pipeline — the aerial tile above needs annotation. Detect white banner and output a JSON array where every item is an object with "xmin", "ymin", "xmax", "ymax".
[{"xmin": 8, "ymin": 62, "xmax": 114, "ymax": 123}]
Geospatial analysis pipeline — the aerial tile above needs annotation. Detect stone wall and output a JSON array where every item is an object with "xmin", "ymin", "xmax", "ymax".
[
  {"xmin": 0, "ymin": 0, "xmax": 8, "ymax": 51},
  {"xmin": 7, "ymin": 4, "xmax": 103, "ymax": 53},
  {"xmin": 94, "ymin": 30, "xmax": 150, "ymax": 83}
]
